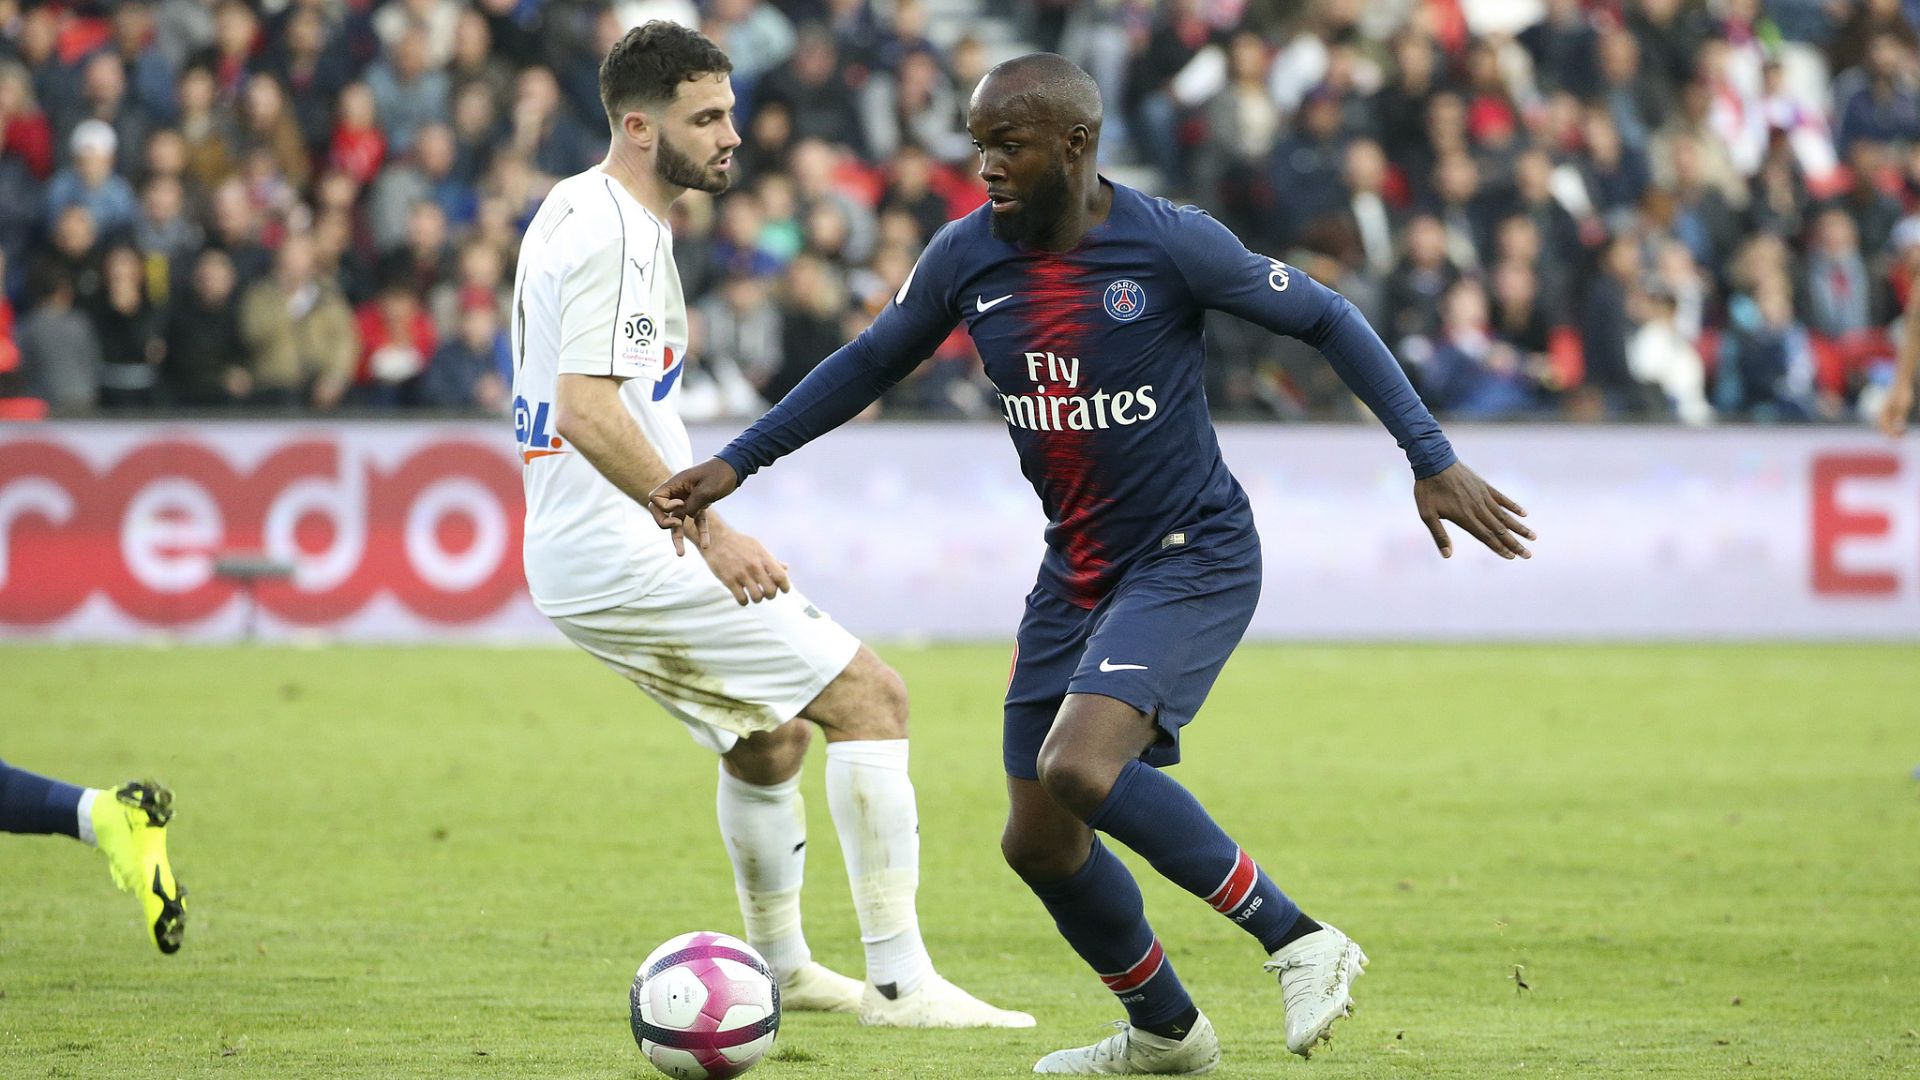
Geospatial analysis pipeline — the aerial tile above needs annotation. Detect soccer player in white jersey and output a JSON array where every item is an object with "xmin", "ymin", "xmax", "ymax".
[{"xmin": 509, "ymin": 20, "xmax": 1029, "ymax": 1029}]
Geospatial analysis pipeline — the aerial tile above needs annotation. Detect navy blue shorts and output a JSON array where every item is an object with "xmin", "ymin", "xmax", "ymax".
[{"xmin": 1003, "ymin": 539, "xmax": 1262, "ymax": 780}]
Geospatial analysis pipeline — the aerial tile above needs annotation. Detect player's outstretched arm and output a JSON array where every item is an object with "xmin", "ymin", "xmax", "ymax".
[
  {"xmin": 1414, "ymin": 461, "xmax": 1533, "ymax": 559},
  {"xmin": 647, "ymin": 458, "xmax": 739, "ymax": 554}
]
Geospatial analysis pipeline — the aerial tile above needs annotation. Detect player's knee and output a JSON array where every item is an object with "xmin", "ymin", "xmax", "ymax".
[
  {"xmin": 725, "ymin": 720, "xmax": 810, "ymax": 785},
  {"xmin": 1000, "ymin": 821, "xmax": 1086, "ymax": 884},
  {"xmin": 857, "ymin": 659, "xmax": 911, "ymax": 739},
  {"xmin": 1033, "ymin": 749, "xmax": 1116, "ymax": 821}
]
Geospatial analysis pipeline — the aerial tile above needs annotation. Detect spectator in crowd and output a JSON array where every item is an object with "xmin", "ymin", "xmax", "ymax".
[
  {"xmin": 353, "ymin": 275, "xmax": 436, "ymax": 407},
  {"xmin": 264, "ymin": 6, "xmax": 351, "ymax": 152},
  {"xmin": 1197, "ymin": 30, "xmax": 1282, "ymax": 230},
  {"xmin": 1659, "ymin": 134, "xmax": 1742, "ymax": 273},
  {"xmin": 1488, "ymin": 259, "xmax": 1562, "ymax": 396},
  {"xmin": 0, "ymin": 61, "xmax": 54, "ymax": 183},
  {"xmin": 45, "ymin": 122, "xmax": 139, "ymax": 237},
  {"xmin": 1835, "ymin": 139, "xmax": 1905, "ymax": 257},
  {"xmin": 235, "ymin": 73, "xmax": 312, "ymax": 192},
  {"xmin": 61, "ymin": 53, "xmax": 152, "ymax": 178},
  {"xmin": 112, "ymin": 2, "xmax": 182, "ymax": 128},
  {"xmin": 690, "ymin": 266, "xmax": 783, "ymax": 419},
  {"xmin": 365, "ymin": 24, "xmax": 449, "ymax": 158},
  {"xmin": 163, "ymin": 246, "xmax": 250, "ymax": 407},
  {"xmin": 418, "ymin": 291, "xmax": 509, "ymax": 412},
  {"xmin": 204, "ymin": 0, "xmax": 263, "ymax": 100},
  {"xmin": 1413, "ymin": 277, "xmax": 1545, "ymax": 419},
  {"xmin": 757, "ymin": 24, "xmax": 867, "ymax": 154},
  {"xmin": 734, "ymin": 98, "xmax": 793, "ymax": 180},
  {"xmin": 877, "ymin": 145, "xmax": 947, "ymax": 243},
  {"xmin": 374, "ymin": 0, "xmax": 463, "ymax": 69},
  {"xmin": 507, "ymin": 65, "xmax": 595, "ymax": 180},
  {"xmin": 768, "ymin": 251, "xmax": 845, "ymax": 403},
  {"xmin": 1718, "ymin": 272, "xmax": 1821, "ymax": 421},
  {"xmin": 1386, "ymin": 214, "xmax": 1458, "ymax": 343},
  {"xmin": 449, "ymin": 81, "xmax": 501, "ymax": 186},
  {"xmin": 239, "ymin": 232, "xmax": 358, "ymax": 411},
  {"xmin": 1630, "ymin": 287, "xmax": 1714, "ymax": 425},
  {"xmin": 1579, "ymin": 108, "xmax": 1649, "ymax": 227},
  {"xmin": 1580, "ymin": 231, "xmax": 1656, "ymax": 414},
  {"xmin": 133, "ymin": 172, "xmax": 202, "ymax": 299},
  {"xmin": 1521, "ymin": 0, "xmax": 1600, "ymax": 99},
  {"xmin": 90, "ymin": 245, "xmax": 166, "ymax": 409},
  {"xmin": 176, "ymin": 65, "xmax": 236, "ymax": 193},
  {"xmin": 1265, "ymin": 86, "xmax": 1349, "ymax": 251},
  {"xmin": 34, "ymin": 206, "xmax": 104, "ymax": 312},
  {"xmin": 448, "ymin": 8, "xmax": 516, "ymax": 111},
  {"xmin": 1835, "ymin": 31, "xmax": 1920, "ymax": 151},
  {"xmin": 1805, "ymin": 208, "xmax": 1874, "ymax": 337},
  {"xmin": 204, "ymin": 177, "xmax": 272, "ymax": 283},
  {"xmin": 705, "ymin": 0, "xmax": 797, "ymax": 94},
  {"xmin": 17, "ymin": 264, "xmax": 100, "ymax": 412},
  {"xmin": 861, "ymin": 47, "xmax": 966, "ymax": 162}
]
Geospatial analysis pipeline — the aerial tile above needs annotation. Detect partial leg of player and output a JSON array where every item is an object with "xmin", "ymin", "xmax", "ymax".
[
  {"xmin": 1265, "ymin": 925, "xmax": 1369, "ymax": 1058},
  {"xmin": 1034, "ymin": 1012, "xmax": 1222, "ymax": 1075},
  {"xmin": 0, "ymin": 760, "xmax": 186, "ymax": 953}
]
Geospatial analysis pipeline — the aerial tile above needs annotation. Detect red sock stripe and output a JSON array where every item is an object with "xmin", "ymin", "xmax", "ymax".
[
  {"xmin": 1205, "ymin": 849, "xmax": 1258, "ymax": 914},
  {"xmin": 1098, "ymin": 938, "xmax": 1166, "ymax": 994}
]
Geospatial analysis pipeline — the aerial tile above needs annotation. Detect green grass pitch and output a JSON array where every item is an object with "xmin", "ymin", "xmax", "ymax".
[{"xmin": 2, "ymin": 644, "xmax": 1916, "ymax": 1078}]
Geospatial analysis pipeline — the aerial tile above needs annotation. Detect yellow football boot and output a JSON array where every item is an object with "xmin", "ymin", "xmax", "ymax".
[{"xmin": 92, "ymin": 781, "xmax": 186, "ymax": 954}]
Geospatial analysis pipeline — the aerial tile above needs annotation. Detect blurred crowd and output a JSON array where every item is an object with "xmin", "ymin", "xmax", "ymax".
[
  {"xmin": 1069, "ymin": 0, "xmax": 1920, "ymax": 423},
  {"xmin": 0, "ymin": 0, "xmax": 1916, "ymax": 426}
]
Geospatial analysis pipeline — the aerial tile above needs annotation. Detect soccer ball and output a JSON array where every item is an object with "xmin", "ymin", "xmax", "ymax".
[{"xmin": 629, "ymin": 931, "xmax": 781, "ymax": 1080}]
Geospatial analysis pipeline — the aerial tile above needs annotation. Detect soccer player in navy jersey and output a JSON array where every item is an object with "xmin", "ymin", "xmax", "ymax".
[{"xmin": 652, "ymin": 53, "xmax": 1534, "ymax": 1073}]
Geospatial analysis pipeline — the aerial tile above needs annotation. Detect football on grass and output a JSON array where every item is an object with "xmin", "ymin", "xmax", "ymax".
[{"xmin": 629, "ymin": 931, "xmax": 780, "ymax": 1080}]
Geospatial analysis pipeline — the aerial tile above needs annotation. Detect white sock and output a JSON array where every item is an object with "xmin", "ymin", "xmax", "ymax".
[
  {"xmin": 76, "ymin": 789, "xmax": 101, "ymax": 846},
  {"xmin": 824, "ymin": 739, "xmax": 931, "ymax": 997},
  {"xmin": 715, "ymin": 765, "xmax": 811, "ymax": 982}
]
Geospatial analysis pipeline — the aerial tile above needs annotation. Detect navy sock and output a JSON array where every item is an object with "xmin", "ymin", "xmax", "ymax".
[
  {"xmin": 1087, "ymin": 759, "xmax": 1304, "ymax": 955},
  {"xmin": 0, "ymin": 760, "xmax": 86, "ymax": 839},
  {"xmin": 1027, "ymin": 838, "xmax": 1195, "ymax": 1029}
]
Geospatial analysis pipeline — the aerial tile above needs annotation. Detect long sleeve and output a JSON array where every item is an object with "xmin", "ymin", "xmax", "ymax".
[
  {"xmin": 1163, "ymin": 205, "xmax": 1456, "ymax": 478},
  {"xmin": 716, "ymin": 224, "xmax": 962, "ymax": 481}
]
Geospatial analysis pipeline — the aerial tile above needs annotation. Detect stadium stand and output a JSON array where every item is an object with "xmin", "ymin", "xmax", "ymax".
[{"xmin": 0, "ymin": 0, "xmax": 1914, "ymax": 425}]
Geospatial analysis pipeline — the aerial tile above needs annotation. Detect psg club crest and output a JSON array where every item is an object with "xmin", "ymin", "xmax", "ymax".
[{"xmin": 1103, "ymin": 279, "xmax": 1146, "ymax": 322}]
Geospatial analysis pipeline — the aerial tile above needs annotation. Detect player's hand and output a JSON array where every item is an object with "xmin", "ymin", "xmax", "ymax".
[
  {"xmin": 1414, "ymin": 461, "xmax": 1534, "ymax": 560},
  {"xmin": 647, "ymin": 458, "xmax": 740, "ymax": 555},
  {"xmin": 1879, "ymin": 378, "xmax": 1914, "ymax": 438},
  {"xmin": 698, "ymin": 525, "xmax": 792, "ymax": 605}
]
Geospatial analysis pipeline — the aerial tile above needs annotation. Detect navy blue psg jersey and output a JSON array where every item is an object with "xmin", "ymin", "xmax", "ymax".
[{"xmin": 719, "ymin": 181, "xmax": 1455, "ymax": 609}]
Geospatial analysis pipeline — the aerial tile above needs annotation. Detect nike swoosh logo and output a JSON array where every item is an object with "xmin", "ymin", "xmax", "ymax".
[
  {"xmin": 976, "ymin": 294, "xmax": 1013, "ymax": 312},
  {"xmin": 1099, "ymin": 659, "xmax": 1149, "ymax": 672}
]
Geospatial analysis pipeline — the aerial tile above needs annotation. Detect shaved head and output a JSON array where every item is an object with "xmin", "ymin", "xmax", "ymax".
[
  {"xmin": 968, "ymin": 53, "xmax": 1108, "ymax": 248},
  {"xmin": 972, "ymin": 52, "xmax": 1102, "ymax": 137}
]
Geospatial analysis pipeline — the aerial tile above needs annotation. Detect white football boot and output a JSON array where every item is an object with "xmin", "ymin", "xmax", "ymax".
[
  {"xmin": 1033, "ymin": 1012, "xmax": 1219, "ymax": 1075},
  {"xmin": 858, "ymin": 972, "xmax": 1036, "ymax": 1028},
  {"xmin": 778, "ymin": 961, "xmax": 865, "ymax": 1013},
  {"xmin": 1264, "ymin": 925, "xmax": 1368, "ymax": 1057}
]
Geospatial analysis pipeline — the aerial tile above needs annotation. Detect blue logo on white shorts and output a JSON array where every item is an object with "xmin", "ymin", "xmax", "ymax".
[{"xmin": 1103, "ymin": 279, "xmax": 1145, "ymax": 322}]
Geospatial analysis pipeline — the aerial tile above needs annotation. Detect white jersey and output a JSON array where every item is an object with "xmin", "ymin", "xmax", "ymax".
[{"xmin": 512, "ymin": 167, "xmax": 692, "ymax": 615}]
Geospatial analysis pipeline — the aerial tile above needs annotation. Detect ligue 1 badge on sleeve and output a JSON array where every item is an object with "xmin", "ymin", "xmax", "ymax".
[
  {"xmin": 621, "ymin": 312, "xmax": 664, "ymax": 374},
  {"xmin": 1103, "ymin": 279, "xmax": 1145, "ymax": 322}
]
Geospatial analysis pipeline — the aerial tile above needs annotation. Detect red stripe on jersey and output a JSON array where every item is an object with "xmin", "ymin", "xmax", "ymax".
[
  {"xmin": 1020, "ymin": 254, "xmax": 1112, "ymax": 608},
  {"xmin": 1098, "ymin": 938, "xmax": 1167, "ymax": 994},
  {"xmin": 1205, "ymin": 849, "xmax": 1258, "ymax": 914}
]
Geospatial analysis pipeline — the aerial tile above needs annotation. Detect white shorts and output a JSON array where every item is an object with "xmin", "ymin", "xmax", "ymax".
[{"xmin": 550, "ymin": 554, "xmax": 861, "ymax": 754}]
